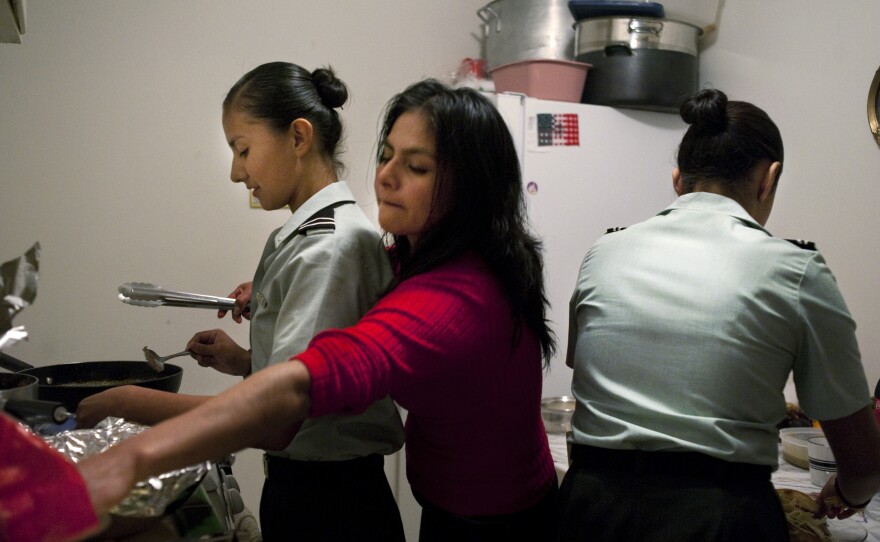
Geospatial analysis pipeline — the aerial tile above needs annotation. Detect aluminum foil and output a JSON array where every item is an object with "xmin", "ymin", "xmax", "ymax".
[
  {"xmin": 0, "ymin": 242, "xmax": 39, "ymax": 351},
  {"xmin": 45, "ymin": 417, "xmax": 211, "ymax": 517}
]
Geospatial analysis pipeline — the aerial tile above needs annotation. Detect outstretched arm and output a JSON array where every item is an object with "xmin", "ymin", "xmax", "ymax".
[{"xmin": 77, "ymin": 360, "xmax": 312, "ymax": 515}]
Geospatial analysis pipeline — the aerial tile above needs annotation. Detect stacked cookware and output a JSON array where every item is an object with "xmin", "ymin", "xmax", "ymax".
[
  {"xmin": 477, "ymin": 1, "xmax": 708, "ymax": 111},
  {"xmin": 569, "ymin": 1, "xmax": 702, "ymax": 112},
  {"xmin": 478, "ymin": 0, "xmax": 590, "ymax": 102}
]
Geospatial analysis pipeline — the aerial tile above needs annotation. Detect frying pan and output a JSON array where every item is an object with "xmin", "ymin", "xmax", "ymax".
[{"xmin": 0, "ymin": 352, "xmax": 182, "ymax": 410}]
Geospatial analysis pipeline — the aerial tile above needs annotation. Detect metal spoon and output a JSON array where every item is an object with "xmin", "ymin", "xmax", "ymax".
[{"xmin": 143, "ymin": 346, "xmax": 193, "ymax": 373}]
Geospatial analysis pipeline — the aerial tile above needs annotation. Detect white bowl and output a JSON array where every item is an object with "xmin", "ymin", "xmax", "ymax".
[{"xmin": 780, "ymin": 427, "xmax": 823, "ymax": 469}]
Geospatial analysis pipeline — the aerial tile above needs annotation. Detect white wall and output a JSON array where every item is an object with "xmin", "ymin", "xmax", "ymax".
[
  {"xmin": 698, "ymin": 1, "xmax": 880, "ymax": 395},
  {"xmin": 1, "ymin": 1, "xmax": 879, "ymax": 539}
]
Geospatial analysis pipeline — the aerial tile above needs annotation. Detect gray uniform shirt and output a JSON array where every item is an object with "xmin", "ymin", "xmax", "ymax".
[
  {"xmin": 250, "ymin": 181, "xmax": 403, "ymax": 460},
  {"xmin": 567, "ymin": 192, "xmax": 870, "ymax": 467}
]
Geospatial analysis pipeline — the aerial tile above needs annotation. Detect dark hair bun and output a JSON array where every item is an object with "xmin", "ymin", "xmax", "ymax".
[
  {"xmin": 680, "ymin": 88, "xmax": 728, "ymax": 132},
  {"xmin": 312, "ymin": 67, "xmax": 349, "ymax": 109}
]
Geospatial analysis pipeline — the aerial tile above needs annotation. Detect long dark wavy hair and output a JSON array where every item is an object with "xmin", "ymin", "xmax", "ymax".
[{"xmin": 376, "ymin": 79, "xmax": 556, "ymax": 366}]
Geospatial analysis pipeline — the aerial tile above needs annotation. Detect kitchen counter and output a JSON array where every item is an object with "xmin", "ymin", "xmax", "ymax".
[{"xmin": 547, "ymin": 433, "xmax": 880, "ymax": 541}]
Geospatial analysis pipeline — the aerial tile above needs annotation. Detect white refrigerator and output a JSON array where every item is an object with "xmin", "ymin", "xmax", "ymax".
[{"xmin": 490, "ymin": 92, "xmax": 688, "ymax": 399}]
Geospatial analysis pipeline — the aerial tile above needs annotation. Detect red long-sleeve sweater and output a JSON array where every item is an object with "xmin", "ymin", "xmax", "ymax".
[{"xmin": 296, "ymin": 252, "xmax": 555, "ymax": 516}]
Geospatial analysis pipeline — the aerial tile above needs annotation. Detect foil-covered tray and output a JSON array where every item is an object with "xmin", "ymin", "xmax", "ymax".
[{"xmin": 44, "ymin": 417, "xmax": 210, "ymax": 517}]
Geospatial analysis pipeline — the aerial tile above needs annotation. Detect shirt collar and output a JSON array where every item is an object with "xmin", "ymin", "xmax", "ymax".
[
  {"xmin": 274, "ymin": 181, "xmax": 357, "ymax": 248},
  {"xmin": 660, "ymin": 192, "xmax": 770, "ymax": 236}
]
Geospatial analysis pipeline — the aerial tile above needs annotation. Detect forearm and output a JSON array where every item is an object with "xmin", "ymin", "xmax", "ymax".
[
  {"xmin": 121, "ymin": 388, "xmax": 211, "ymax": 426},
  {"xmin": 79, "ymin": 361, "xmax": 312, "ymax": 514},
  {"xmin": 835, "ymin": 474, "xmax": 880, "ymax": 509},
  {"xmin": 822, "ymin": 405, "xmax": 880, "ymax": 506},
  {"xmin": 240, "ymin": 349, "xmax": 253, "ymax": 377},
  {"xmin": 136, "ymin": 361, "xmax": 309, "ymax": 472},
  {"xmin": 76, "ymin": 386, "xmax": 212, "ymax": 429},
  {"xmin": 836, "ymin": 458, "xmax": 880, "ymax": 507},
  {"xmin": 224, "ymin": 344, "xmax": 252, "ymax": 377}
]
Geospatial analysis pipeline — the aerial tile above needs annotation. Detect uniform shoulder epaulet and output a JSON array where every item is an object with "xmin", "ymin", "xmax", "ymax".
[
  {"xmin": 297, "ymin": 207, "xmax": 336, "ymax": 235},
  {"xmin": 605, "ymin": 227, "xmax": 627, "ymax": 234},
  {"xmin": 785, "ymin": 239, "xmax": 817, "ymax": 251}
]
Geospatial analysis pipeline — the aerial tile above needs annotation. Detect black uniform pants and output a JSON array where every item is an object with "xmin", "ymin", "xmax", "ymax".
[
  {"xmin": 555, "ymin": 444, "xmax": 789, "ymax": 542},
  {"xmin": 260, "ymin": 454, "xmax": 405, "ymax": 542}
]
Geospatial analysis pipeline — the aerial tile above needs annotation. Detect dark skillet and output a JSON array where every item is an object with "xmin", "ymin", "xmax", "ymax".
[{"xmin": 0, "ymin": 352, "xmax": 182, "ymax": 410}]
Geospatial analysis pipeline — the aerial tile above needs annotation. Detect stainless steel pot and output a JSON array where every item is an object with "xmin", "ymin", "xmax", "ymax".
[
  {"xmin": 0, "ymin": 373, "xmax": 69, "ymax": 425},
  {"xmin": 575, "ymin": 17, "xmax": 701, "ymax": 57},
  {"xmin": 574, "ymin": 16, "xmax": 702, "ymax": 112},
  {"xmin": 0, "ymin": 372, "xmax": 38, "ymax": 400},
  {"xmin": 478, "ymin": 0, "xmax": 576, "ymax": 70}
]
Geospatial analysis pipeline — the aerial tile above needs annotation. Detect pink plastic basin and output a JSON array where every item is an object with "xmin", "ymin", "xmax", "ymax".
[{"xmin": 490, "ymin": 59, "xmax": 591, "ymax": 102}]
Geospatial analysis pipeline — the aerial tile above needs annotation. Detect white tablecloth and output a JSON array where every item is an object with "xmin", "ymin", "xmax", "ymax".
[
  {"xmin": 547, "ymin": 433, "xmax": 880, "ymax": 541},
  {"xmin": 771, "ymin": 446, "xmax": 879, "ymax": 542}
]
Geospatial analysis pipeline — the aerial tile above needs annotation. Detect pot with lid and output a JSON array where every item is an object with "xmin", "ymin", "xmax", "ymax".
[{"xmin": 574, "ymin": 16, "xmax": 702, "ymax": 112}]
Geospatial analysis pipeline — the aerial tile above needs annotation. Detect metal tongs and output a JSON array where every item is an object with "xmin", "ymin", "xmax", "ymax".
[{"xmin": 118, "ymin": 282, "xmax": 235, "ymax": 310}]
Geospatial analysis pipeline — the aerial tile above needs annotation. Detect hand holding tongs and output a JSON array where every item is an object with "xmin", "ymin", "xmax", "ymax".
[{"xmin": 118, "ymin": 282, "xmax": 236, "ymax": 310}]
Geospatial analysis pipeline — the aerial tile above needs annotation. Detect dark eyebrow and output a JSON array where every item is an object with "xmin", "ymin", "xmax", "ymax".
[{"xmin": 382, "ymin": 141, "xmax": 435, "ymax": 159}]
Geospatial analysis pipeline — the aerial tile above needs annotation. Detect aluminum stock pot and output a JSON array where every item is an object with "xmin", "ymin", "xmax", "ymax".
[{"xmin": 478, "ymin": 0, "xmax": 576, "ymax": 70}]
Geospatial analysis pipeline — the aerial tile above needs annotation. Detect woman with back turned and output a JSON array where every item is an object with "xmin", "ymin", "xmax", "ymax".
[{"xmin": 557, "ymin": 88, "xmax": 880, "ymax": 541}]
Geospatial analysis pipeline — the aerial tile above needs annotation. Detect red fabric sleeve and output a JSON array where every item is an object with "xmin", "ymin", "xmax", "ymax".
[{"xmin": 297, "ymin": 258, "xmax": 491, "ymax": 418}]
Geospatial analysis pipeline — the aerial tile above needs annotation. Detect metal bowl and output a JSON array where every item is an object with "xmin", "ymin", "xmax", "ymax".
[
  {"xmin": 0, "ymin": 373, "xmax": 38, "ymax": 400},
  {"xmin": 541, "ymin": 396, "xmax": 576, "ymax": 434}
]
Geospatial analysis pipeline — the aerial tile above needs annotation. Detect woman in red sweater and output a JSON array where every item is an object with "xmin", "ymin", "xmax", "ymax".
[{"xmin": 78, "ymin": 79, "xmax": 558, "ymax": 541}]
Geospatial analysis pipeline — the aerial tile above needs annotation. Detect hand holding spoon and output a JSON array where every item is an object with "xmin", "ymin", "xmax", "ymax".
[{"xmin": 142, "ymin": 346, "xmax": 193, "ymax": 373}]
